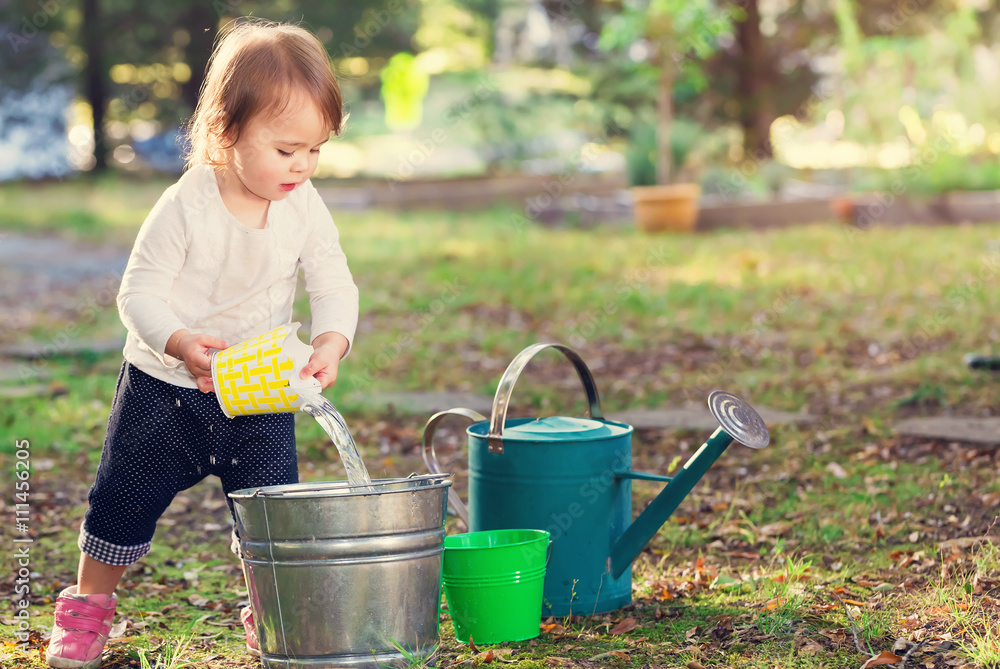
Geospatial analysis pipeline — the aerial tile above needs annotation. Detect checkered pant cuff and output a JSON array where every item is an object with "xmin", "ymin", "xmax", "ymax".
[{"xmin": 78, "ymin": 525, "xmax": 151, "ymax": 566}]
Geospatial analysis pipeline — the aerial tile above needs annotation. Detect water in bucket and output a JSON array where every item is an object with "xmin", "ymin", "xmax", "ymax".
[{"xmin": 299, "ymin": 391, "xmax": 373, "ymax": 489}]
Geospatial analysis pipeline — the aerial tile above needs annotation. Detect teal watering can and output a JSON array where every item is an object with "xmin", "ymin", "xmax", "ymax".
[{"xmin": 423, "ymin": 343, "xmax": 770, "ymax": 617}]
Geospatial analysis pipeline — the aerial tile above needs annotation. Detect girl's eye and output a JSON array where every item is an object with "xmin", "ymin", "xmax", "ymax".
[{"xmin": 278, "ymin": 149, "xmax": 293, "ymax": 157}]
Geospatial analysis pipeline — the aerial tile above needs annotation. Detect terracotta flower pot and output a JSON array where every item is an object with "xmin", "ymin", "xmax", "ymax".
[{"xmin": 631, "ymin": 183, "xmax": 701, "ymax": 233}]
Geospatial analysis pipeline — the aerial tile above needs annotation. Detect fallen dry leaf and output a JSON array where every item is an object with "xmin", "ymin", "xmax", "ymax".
[
  {"xmin": 730, "ymin": 551, "xmax": 761, "ymax": 560},
  {"xmin": 759, "ymin": 521, "xmax": 792, "ymax": 537},
  {"xmin": 939, "ymin": 536, "xmax": 997, "ymax": 551},
  {"xmin": 861, "ymin": 650, "xmax": 903, "ymax": 667},
  {"xmin": 108, "ymin": 619, "xmax": 128, "ymax": 639},
  {"xmin": 609, "ymin": 617, "xmax": 638, "ymax": 635},
  {"xmin": 588, "ymin": 650, "xmax": 629, "ymax": 661},
  {"xmin": 187, "ymin": 594, "xmax": 208, "ymax": 607},
  {"xmin": 798, "ymin": 638, "xmax": 824, "ymax": 654},
  {"xmin": 827, "ymin": 461, "xmax": 848, "ymax": 479},
  {"xmin": 861, "ymin": 416, "xmax": 878, "ymax": 435}
]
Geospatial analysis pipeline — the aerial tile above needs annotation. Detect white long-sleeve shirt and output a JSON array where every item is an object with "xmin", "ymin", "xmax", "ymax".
[{"xmin": 117, "ymin": 164, "xmax": 359, "ymax": 389}]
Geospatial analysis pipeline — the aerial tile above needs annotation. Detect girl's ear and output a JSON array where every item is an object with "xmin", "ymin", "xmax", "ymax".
[
  {"xmin": 214, "ymin": 128, "xmax": 238, "ymax": 165},
  {"xmin": 218, "ymin": 126, "xmax": 236, "ymax": 149}
]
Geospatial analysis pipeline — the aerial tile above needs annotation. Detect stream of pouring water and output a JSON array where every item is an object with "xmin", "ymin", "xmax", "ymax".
[{"xmin": 299, "ymin": 391, "xmax": 373, "ymax": 490}]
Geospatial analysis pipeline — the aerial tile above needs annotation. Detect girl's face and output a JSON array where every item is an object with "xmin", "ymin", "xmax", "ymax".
[{"xmin": 224, "ymin": 92, "xmax": 331, "ymax": 204}]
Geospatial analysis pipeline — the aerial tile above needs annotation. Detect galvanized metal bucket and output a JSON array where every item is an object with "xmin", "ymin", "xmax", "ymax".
[{"xmin": 229, "ymin": 475, "xmax": 452, "ymax": 669}]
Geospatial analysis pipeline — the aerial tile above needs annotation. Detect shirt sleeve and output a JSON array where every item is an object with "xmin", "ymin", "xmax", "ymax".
[
  {"xmin": 299, "ymin": 184, "xmax": 360, "ymax": 357},
  {"xmin": 116, "ymin": 189, "xmax": 190, "ymax": 367}
]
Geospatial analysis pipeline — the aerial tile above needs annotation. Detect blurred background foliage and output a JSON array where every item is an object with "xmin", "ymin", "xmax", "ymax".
[{"xmin": 1, "ymin": 0, "xmax": 999, "ymax": 196}]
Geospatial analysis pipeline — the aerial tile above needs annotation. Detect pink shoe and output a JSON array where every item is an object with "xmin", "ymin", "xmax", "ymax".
[
  {"xmin": 45, "ymin": 586, "xmax": 117, "ymax": 669},
  {"xmin": 241, "ymin": 606, "xmax": 260, "ymax": 657}
]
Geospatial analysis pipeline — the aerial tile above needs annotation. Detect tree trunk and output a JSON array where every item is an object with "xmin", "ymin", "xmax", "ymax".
[
  {"xmin": 82, "ymin": 0, "xmax": 107, "ymax": 172},
  {"xmin": 656, "ymin": 55, "xmax": 674, "ymax": 185},
  {"xmin": 736, "ymin": 0, "xmax": 773, "ymax": 158},
  {"xmin": 182, "ymin": 2, "xmax": 217, "ymax": 117}
]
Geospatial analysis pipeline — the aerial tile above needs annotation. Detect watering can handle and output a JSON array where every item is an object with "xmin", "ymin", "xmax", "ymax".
[
  {"xmin": 422, "ymin": 407, "xmax": 487, "ymax": 528},
  {"xmin": 487, "ymin": 342, "xmax": 603, "ymax": 454}
]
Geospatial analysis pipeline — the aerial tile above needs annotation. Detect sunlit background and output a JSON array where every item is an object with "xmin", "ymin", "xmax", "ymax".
[{"xmin": 2, "ymin": 0, "xmax": 999, "ymax": 201}]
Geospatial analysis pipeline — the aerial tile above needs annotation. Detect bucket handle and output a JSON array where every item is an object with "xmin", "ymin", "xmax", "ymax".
[
  {"xmin": 422, "ymin": 408, "xmax": 486, "ymax": 528},
  {"xmin": 487, "ymin": 343, "xmax": 603, "ymax": 454}
]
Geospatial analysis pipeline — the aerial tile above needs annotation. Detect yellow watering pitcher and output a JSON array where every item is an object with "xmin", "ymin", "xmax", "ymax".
[{"xmin": 210, "ymin": 322, "xmax": 321, "ymax": 417}]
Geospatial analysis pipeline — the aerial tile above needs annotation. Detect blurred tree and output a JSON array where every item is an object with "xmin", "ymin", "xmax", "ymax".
[
  {"xmin": 820, "ymin": 0, "xmax": 996, "ymax": 155},
  {"xmin": 82, "ymin": 0, "xmax": 108, "ymax": 171},
  {"xmin": 0, "ymin": 0, "xmax": 427, "ymax": 173},
  {"xmin": 589, "ymin": 0, "xmax": 968, "ymax": 165},
  {"xmin": 715, "ymin": 0, "xmax": 966, "ymax": 159},
  {"xmin": 599, "ymin": 0, "xmax": 740, "ymax": 184},
  {"xmin": 0, "ymin": 1, "xmax": 77, "ymax": 178},
  {"xmin": 180, "ymin": 3, "xmax": 215, "ymax": 113},
  {"xmin": 1, "ymin": 1, "xmax": 74, "ymax": 90},
  {"xmin": 733, "ymin": 0, "xmax": 770, "ymax": 158}
]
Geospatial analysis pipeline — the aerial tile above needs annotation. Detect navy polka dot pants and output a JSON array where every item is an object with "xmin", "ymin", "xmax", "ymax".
[{"xmin": 79, "ymin": 362, "xmax": 298, "ymax": 566}]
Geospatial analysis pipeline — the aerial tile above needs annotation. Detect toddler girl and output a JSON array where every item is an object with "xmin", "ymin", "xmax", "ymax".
[{"xmin": 46, "ymin": 19, "xmax": 358, "ymax": 669}]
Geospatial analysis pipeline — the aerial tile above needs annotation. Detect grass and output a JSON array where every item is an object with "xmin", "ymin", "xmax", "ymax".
[{"xmin": 2, "ymin": 175, "xmax": 1000, "ymax": 668}]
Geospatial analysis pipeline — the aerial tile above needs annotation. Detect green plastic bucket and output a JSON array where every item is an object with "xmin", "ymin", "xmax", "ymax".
[{"xmin": 442, "ymin": 529, "xmax": 549, "ymax": 644}]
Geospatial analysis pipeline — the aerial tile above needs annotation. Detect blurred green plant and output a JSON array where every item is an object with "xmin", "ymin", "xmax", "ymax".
[
  {"xmin": 380, "ymin": 53, "xmax": 431, "ymax": 131},
  {"xmin": 598, "ymin": 0, "xmax": 741, "ymax": 185},
  {"xmin": 624, "ymin": 118, "xmax": 701, "ymax": 187},
  {"xmin": 854, "ymin": 154, "xmax": 1000, "ymax": 197}
]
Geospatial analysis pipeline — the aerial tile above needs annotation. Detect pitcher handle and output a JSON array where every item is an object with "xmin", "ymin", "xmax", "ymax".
[
  {"xmin": 422, "ymin": 408, "xmax": 486, "ymax": 528},
  {"xmin": 487, "ymin": 342, "xmax": 603, "ymax": 454}
]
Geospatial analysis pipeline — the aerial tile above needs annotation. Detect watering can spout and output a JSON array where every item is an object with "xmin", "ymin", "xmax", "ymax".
[{"xmin": 609, "ymin": 392, "xmax": 770, "ymax": 579}]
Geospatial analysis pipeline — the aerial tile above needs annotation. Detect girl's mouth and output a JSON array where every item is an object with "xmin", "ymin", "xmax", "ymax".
[{"xmin": 280, "ymin": 183, "xmax": 297, "ymax": 192}]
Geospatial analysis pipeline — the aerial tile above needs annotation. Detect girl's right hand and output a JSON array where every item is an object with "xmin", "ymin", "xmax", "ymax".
[{"xmin": 165, "ymin": 330, "xmax": 229, "ymax": 393}]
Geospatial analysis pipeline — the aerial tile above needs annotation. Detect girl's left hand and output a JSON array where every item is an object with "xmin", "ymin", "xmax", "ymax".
[{"xmin": 300, "ymin": 332, "xmax": 349, "ymax": 389}]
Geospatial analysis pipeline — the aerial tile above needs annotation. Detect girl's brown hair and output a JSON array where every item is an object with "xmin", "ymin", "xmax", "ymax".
[{"xmin": 184, "ymin": 19, "xmax": 343, "ymax": 169}]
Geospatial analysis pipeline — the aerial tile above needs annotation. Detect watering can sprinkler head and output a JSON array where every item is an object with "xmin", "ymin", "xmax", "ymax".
[
  {"xmin": 608, "ymin": 390, "xmax": 769, "ymax": 579},
  {"xmin": 707, "ymin": 390, "xmax": 770, "ymax": 450}
]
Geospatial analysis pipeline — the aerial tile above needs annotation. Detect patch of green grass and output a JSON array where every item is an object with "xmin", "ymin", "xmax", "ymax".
[
  {"xmin": 958, "ymin": 618, "xmax": 1000, "ymax": 667},
  {"xmin": 5, "ymin": 180, "xmax": 1000, "ymax": 668},
  {"xmin": 0, "ymin": 174, "xmax": 174, "ymax": 242}
]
